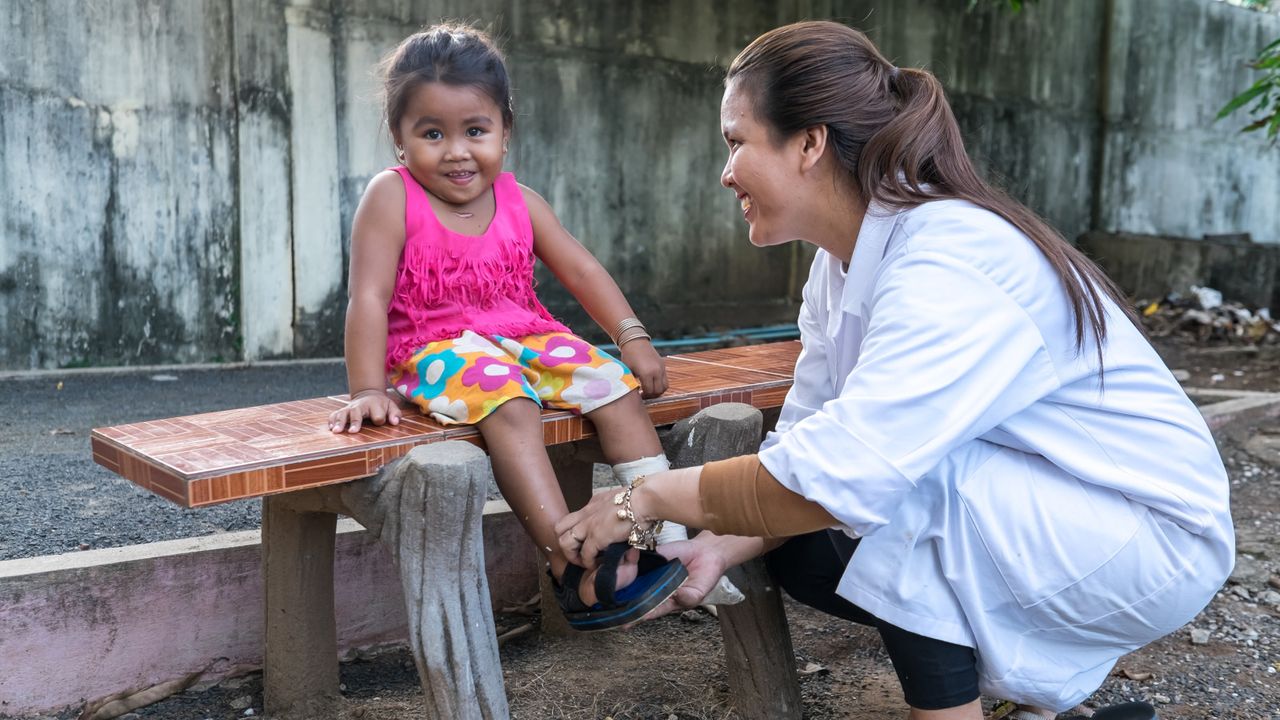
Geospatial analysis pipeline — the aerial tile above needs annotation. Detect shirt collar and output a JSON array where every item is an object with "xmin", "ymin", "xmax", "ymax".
[{"xmin": 839, "ymin": 202, "xmax": 903, "ymax": 317}]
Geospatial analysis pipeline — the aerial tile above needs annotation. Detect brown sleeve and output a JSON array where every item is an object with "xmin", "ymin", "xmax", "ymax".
[{"xmin": 698, "ymin": 454, "xmax": 838, "ymax": 538}]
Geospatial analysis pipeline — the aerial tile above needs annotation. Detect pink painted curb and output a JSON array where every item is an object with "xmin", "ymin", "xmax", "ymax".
[{"xmin": 0, "ymin": 502, "xmax": 536, "ymax": 716}]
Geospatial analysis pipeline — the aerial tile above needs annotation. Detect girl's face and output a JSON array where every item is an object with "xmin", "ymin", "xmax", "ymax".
[
  {"xmin": 395, "ymin": 81, "xmax": 510, "ymax": 208},
  {"xmin": 719, "ymin": 79, "xmax": 808, "ymax": 249}
]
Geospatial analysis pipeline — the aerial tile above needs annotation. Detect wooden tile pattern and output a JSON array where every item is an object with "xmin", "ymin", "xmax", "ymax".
[{"xmin": 92, "ymin": 342, "xmax": 801, "ymax": 508}]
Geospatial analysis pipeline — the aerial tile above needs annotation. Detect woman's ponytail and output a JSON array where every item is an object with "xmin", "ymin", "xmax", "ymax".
[{"xmin": 858, "ymin": 67, "xmax": 974, "ymax": 206}]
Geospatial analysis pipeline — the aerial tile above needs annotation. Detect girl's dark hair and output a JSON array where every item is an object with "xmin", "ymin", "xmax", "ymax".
[
  {"xmin": 378, "ymin": 23, "xmax": 514, "ymax": 136},
  {"xmin": 728, "ymin": 21, "xmax": 1139, "ymax": 364}
]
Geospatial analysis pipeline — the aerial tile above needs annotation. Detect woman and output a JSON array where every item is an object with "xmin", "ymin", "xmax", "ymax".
[{"xmin": 556, "ymin": 20, "xmax": 1233, "ymax": 720}]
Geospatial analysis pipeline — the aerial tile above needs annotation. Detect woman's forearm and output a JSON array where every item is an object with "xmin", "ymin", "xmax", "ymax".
[
  {"xmin": 631, "ymin": 456, "xmax": 838, "ymax": 538},
  {"xmin": 630, "ymin": 466, "xmax": 706, "ymax": 528}
]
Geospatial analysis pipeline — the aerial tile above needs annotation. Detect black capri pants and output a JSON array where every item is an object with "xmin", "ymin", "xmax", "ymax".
[{"xmin": 765, "ymin": 530, "xmax": 980, "ymax": 711}]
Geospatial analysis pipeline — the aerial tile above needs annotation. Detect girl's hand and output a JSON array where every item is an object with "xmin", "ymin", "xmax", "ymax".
[
  {"xmin": 554, "ymin": 487, "xmax": 636, "ymax": 569},
  {"xmin": 328, "ymin": 389, "xmax": 403, "ymax": 434},
  {"xmin": 620, "ymin": 339, "xmax": 668, "ymax": 398}
]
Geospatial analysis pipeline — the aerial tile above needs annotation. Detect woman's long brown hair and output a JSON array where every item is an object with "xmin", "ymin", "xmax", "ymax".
[{"xmin": 728, "ymin": 21, "xmax": 1139, "ymax": 366}]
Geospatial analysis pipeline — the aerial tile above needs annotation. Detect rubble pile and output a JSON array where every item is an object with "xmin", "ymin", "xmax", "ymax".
[{"xmin": 1137, "ymin": 286, "xmax": 1280, "ymax": 345}]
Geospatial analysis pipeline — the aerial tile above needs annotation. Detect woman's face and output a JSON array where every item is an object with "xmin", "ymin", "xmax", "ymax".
[{"xmin": 719, "ymin": 79, "xmax": 806, "ymax": 248}]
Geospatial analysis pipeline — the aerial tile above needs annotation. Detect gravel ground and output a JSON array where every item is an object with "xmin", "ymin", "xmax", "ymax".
[{"xmin": 0, "ymin": 362, "xmax": 349, "ymax": 560}]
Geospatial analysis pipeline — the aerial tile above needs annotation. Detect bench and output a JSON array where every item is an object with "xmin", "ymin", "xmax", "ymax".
[{"xmin": 91, "ymin": 341, "xmax": 804, "ymax": 720}]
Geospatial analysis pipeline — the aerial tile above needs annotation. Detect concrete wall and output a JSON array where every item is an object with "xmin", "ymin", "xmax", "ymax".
[
  {"xmin": 1, "ymin": 0, "xmax": 1275, "ymax": 369},
  {"xmin": 1098, "ymin": 0, "xmax": 1280, "ymax": 240}
]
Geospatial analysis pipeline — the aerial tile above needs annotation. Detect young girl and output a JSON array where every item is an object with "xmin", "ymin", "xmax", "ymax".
[{"xmin": 327, "ymin": 23, "xmax": 737, "ymax": 630}]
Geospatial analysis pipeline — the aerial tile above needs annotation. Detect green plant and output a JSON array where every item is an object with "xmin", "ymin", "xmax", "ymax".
[{"xmin": 1218, "ymin": 37, "xmax": 1280, "ymax": 141}]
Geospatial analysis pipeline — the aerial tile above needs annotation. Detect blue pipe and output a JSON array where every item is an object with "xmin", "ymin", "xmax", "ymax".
[{"xmin": 599, "ymin": 323, "xmax": 800, "ymax": 353}]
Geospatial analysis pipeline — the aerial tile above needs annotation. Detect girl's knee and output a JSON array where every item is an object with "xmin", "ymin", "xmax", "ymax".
[{"xmin": 476, "ymin": 396, "xmax": 541, "ymax": 431}]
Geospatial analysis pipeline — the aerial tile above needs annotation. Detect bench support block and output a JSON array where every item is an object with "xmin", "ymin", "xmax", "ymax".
[
  {"xmin": 339, "ymin": 442, "xmax": 510, "ymax": 720},
  {"xmin": 262, "ymin": 497, "xmax": 340, "ymax": 719},
  {"xmin": 666, "ymin": 403, "xmax": 804, "ymax": 720},
  {"xmin": 262, "ymin": 441, "xmax": 509, "ymax": 720}
]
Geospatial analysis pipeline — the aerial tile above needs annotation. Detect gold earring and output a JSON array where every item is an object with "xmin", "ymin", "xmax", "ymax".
[
  {"xmin": 502, "ymin": 143, "xmax": 509, "ymax": 153},
  {"xmin": 396, "ymin": 146, "xmax": 405, "ymax": 162}
]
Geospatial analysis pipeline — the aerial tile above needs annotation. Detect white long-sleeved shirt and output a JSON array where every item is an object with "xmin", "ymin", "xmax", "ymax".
[
  {"xmin": 759, "ymin": 199, "xmax": 1229, "ymax": 539},
  {"xmin": 756, "ymin": 199, "xmax": 1234, "ymax": 708}
]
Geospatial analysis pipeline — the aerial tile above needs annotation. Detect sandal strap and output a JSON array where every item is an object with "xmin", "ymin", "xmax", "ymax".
[{"xmin": 593, "ymin": 542, "xmax": 629, "ymax": 608}]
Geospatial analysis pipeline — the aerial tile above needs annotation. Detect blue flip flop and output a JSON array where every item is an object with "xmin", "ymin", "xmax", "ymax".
[{"xmin": 551, "ymin": 542, "xmax": 688, "ymax": 632}]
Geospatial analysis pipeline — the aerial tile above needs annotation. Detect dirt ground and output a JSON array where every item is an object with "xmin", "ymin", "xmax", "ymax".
[{"xmin": 23, "ymin": 339, "xmax": 1280, "ymax": 720}]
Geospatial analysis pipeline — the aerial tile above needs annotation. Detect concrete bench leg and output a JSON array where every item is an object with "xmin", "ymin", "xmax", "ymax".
[
  {"xmin": 262, "ymin": 441, "xmax": 509, "ymax": 720},
  {"xmin": 262, "ymin": 496, "xmax": 341, "ymax": 719},
  {"xmin": 338, "ymin": 442, "xmax": 510, "ymax": 720},
  {"xmin": 666, "ymin": 403, "xmax": 803, "ymax": 720}
]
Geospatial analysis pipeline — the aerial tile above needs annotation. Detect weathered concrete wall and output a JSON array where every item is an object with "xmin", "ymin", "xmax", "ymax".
[
  {"xmin": 1079, "ymin": 230, "xmax": 1280, "ymax": 310},
  {"xmin": 1098, "ymin": 0, "xmax": 1280, "ymax": 241},
  {"xmin": 1, "ymin": 0, "xmax": 1275, "ymax": 369},
  {"xmin": 1, "ymin": 1, "xmax": 239, "ymax": 369},
  {"xmin": 847, "ymin": 0, "xmax": 1107, "ymax": 244}
]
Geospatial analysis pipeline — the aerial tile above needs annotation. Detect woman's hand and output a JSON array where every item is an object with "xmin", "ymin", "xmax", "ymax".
[
  {"xmin": 328, "ymin": 389, "xmax": 402, "ymax": 433},
  {"xmin": 637, "ymin": 536, "xmax": 733, "ymax": 620},
  {"xmin": 620, "ymin": 339, "xmax": 668, "ymax": 398},
  {"xmin": 554, "ymin": 487, "xmax": 639, "ymax": 569}
]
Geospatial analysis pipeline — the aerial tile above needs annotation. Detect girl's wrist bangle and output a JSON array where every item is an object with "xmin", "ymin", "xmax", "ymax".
[
  {"xmin": 612, "ymin": 317, "xmax": 647, "ymax": 343},
  {"xmin": 617, "ymin": 331, "xmax": 652, "ymax": 348}
]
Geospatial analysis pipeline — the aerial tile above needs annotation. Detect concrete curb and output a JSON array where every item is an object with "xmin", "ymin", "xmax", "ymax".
[
  {"xmin": 1193, "ymin": 387, "xmax": 1280, "ymax": 436},
  {"xmin": 0, "ymin": 502, "xmax": 536, "ymax": 716}
]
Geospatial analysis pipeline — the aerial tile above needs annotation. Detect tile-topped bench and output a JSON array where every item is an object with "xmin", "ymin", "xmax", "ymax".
[
  {"xmin": 90, "ymin": 341, "xmax": 804, "ymax": 720},
  {"xmin": 92, "ymin": 342, "xmax": 799, "ymax": 508}
]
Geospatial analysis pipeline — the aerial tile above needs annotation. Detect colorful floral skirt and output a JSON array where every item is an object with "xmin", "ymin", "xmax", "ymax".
[{"xmin": 389, "ymin": 330, "xmax": 640, "ymax": 425}]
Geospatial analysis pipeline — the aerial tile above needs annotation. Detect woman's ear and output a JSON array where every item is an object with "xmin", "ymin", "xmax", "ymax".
[{"xmin": 798, "ymin": 125, "xmax": 829, "ymax": 173}]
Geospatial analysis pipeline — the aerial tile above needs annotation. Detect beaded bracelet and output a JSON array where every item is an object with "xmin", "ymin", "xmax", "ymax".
[{"xmin": 612, "ymin": 475, "xmax": 664, "ymax": 550}]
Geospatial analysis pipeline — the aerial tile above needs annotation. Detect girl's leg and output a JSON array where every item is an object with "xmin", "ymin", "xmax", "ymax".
[
  {"xmin": 582, "ymin": 388, "xmax": 663, "ymax": 462},
  {"xmin": 477, "ymin": 397, "xmax": 635, "ymax": 604},
  {"xmin": 587, "ymin": 390, "xmax": 744, "ymax": 604}
]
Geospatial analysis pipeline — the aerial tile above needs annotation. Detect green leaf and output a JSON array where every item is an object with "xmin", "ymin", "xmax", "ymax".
[
  {"xmin": 1269, "ymin": 112, "xmax": 1280, "ymax": 140},
  {"xmin": 1253, "ymin": 54, "xmax": 1280, "ymax": 70},
  {"xmin": 1218, "ymin": 82, "xmax": 1269, "ymax": 120}
]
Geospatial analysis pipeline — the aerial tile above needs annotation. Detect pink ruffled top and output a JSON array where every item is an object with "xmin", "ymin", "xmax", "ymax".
[{"xmin": 384, "ymin": 166, "xmax": 569, "ymax": 371}]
